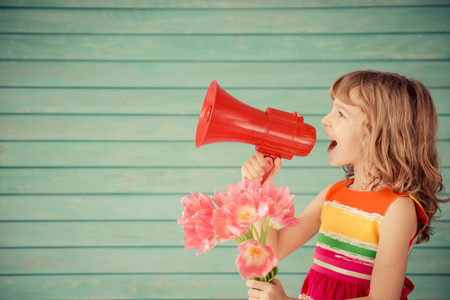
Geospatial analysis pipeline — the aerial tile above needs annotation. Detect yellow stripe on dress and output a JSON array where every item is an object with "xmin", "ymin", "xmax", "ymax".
[
  {"xmin": 321, "ymin": 201, "xmax": 382, "ymax": 245},
  {"xmin": 313, "ymin": 258, "xmax": 372, "ymax": 281}
]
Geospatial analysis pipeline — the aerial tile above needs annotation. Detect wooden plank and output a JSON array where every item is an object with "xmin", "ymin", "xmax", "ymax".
[
  {"xmin": 1, "ymin": 0, "xmax": 449, "ymax": 9},
  {"xmin": 1, "ymin": 61, "xmax": 449, "ymax": 88},
  {"xmin": 0, "ymin": 88, "xmax": 336, "ymax": 115},
  {"xmin": 0, "ymin": 141, "xmax": 354, "ymax": 167},
  {"xmin": 0, "ymin": 7, "xmax": 449, "ymax": 34},
  {"xmin": 0, "ymin": 247, "xmax": 315, "ymax": 274},
  {"xmin": 0, "ymin": 115, "xmax": 200, "ymax": 141},
  {"xmin": 0, "ymin": 220, "xmax": 448, "ymax": 248},
  {"xmin": 1, "ymin": 140, "xmax": 449, "ymax": 167},
  {"xmin": 0, "ymin": 195, "xmax": 189, "ymax": 221},
  {"xmin": 1, "ymin": 194, "xmax": 449, "ymax": 222},
  {"xmin": 0, "ymin": 167, "xmax": 448, "ymax": 195},
  {"xmin": 1, "ymin": 88, "xmax": 449, "ymax": 115},
  {"xmin": 0, "ymin": 274, "xmax": 448, "ymax": 299},
  {"xmin": 0, "ymin": 221, "xmax": 193, "ymax": 247},
  {"xmin": 0, "ymin": 167, "xmax": 347, "ymax": 194},
  {"xmin": 1, "ymin": 34, "xmax": 449, "ymax": 61},
  {"xmin": 0, "ymin": 115, "xmax": 321, "ymax": 141},
  {"xmin": 0, "ymin": 247, "xmax": 447, "ymax": 275},
  {"xmin": 1, "ymin": 115, "xmax": 450, "ymax": 141}
]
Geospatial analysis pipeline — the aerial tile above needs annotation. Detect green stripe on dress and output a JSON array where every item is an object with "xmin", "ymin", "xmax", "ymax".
[{"xmin": 318, "ymin": 232, "xmax": 377, "ymax": 259}]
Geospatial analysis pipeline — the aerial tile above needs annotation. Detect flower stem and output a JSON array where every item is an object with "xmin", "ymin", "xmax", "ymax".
[
  {"xmin": 259, "ymin": 217, "xmax": 272, "ymax": 245},
  {"xmin": 251, "ymin": 266, "xmax": 279, "ymax": 283},
  {"xmin": 250, "ymin": 223, "xmax": 260, "ymax": 242}
]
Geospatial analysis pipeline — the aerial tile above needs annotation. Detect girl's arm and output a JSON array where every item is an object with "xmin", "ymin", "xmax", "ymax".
[
  {"xmin": 350, "ymin": 196, "xmax": 418, "ymax": 300},
  {"xmin": 267, "ymin": 185, "xmax": 328, "ymax": 260},
  {"xmin": 241, "ymin": 152, "xmax": 328, "ymax": 261}
]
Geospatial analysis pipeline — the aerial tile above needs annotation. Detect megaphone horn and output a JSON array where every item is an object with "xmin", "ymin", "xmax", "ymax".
[{"xmin": 195, "ymin": 80, "xmax": 316, "ymax": 182}]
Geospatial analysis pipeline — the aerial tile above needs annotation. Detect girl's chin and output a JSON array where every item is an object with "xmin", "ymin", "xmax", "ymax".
[
  {"xmin": 327, "ymin": 153, "xmax": 346, "ymax": 167},
  {"xmin": 328, "ymin": 160, "xmax": 343, "ymax": 167}
]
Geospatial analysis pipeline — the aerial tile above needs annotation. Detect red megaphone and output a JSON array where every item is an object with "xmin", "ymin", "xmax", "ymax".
[{"xmin": 196, "ymin": 80, "xmax": 316, "ymax": 183}]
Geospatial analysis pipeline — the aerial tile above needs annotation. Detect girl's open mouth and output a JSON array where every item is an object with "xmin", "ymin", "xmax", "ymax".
[{"xmin": 328, "ymin": 140, "xmax": 337, "ymax": 151}]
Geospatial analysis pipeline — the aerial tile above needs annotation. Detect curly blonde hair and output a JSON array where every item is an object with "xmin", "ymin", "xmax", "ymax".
[{"xmin": 330, "ymin": 70, "xmax": 448, "ymax": 243}]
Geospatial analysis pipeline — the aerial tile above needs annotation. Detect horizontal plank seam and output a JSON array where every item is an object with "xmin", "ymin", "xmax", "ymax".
[
  {"xmin": 0, "ymin": 272, "xmax": 308, "ymax": 277},
  {"xmin": 1, "ymin": 193, "xmax": 449, "ymax": 197},
  {"xmin": 1, "ymin": 32, "xmax": 450, "ymax": 36},
  {"xmin": 1, "ymin": 113, "xmax": 450, "ymax": 117},
  {"xmin": 0, "ymin": 113, "xmax": 326, "ymax": 117},
  {"xmin": 0, "ymin": 166, "xmax": 448, "ymax": 169},
  {"xmin": 1, "ymin": 59, "xmax": 450, "ymax": 63},
  {"xmin": 0, "ymin": 220, "xmax": 447, "ymax": 224},
  {"xmin": 1, "ymin": 86, "xmax": 450, "ymax": 90},
  {"xmin": 0, "ymin": 140, "xmax": 447, "ymax": 145},
  {"xmin": 1, "ymin": 5, "xmax": 450, "ymax": 10},
  {"xmin": 0, "ymin": 220, "xmax": 174, "ymax": 223},
  {"xmin": 2, "ymin": 59, "xmax": 450, "ymax": 63},
  {"xmin": 0, "ymin": 245, "xmax": 317, "ymax": 249},
  {"xmin": 0, "ymin": 272, "xmax": 447, "ymax": 277},
  {"xmin": 0, "ymin": 192, "xmax": 319, "ymax": 196}
]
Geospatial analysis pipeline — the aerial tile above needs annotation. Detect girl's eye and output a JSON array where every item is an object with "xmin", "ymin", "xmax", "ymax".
[{"xmin": 338, "ymin": 111, "xmax": 345, "ymax": 118}]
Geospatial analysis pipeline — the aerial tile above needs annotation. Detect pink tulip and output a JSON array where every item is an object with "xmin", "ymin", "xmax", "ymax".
[
  {"xmin": 213, "ymin": 182, "xmax": 241, "ymax": 208},
  {"xmin": 237, "ymin": 178, "xmax": 262, "ymax": 193},
  {"xmin": 211, "ymin": 208, "xmax": 237, "ymax": 242},
  {"xmin": 260, "ymin": 182, "xmax": 302, "ymax": 229},
  {"xmin": 181, "ymin": 209, "xmax": 217, "ymax": 255},
  {"xmin": 235, "ymin": 239, "xmax": 277, "ymax": 279},
  {"xmin": 223, "ymin": 191, "xmax": 268, "ymax": 236},
  {"xmin": 177, "ymin": 192, "xmax": 215, "ymax": 225}
]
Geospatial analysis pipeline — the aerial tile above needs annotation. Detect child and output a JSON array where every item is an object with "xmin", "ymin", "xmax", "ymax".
[{"xmin": 241, "ymin": 70, "xmax": 448, "ymax": 300}]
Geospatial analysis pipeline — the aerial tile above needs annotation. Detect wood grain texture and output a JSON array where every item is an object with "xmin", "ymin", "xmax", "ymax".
[
  {"xmin": 0, "ymin": 221, "xmax": 448, "ymax": 248},
  {"xmin": 2, "ymin": 0, "xmax": 450, "ymax": 8},
  {"xmin": 0, "ymin": 167, "xmax": 448, "ymax": 195},
  {"xmin": 1, "ymin": 140, "xmax": 449, "ymax": 167},
  {"xmin": 0, "ymin": 167, "xmax": 347, "ymax": 194},
  {"xmin": 0, "ymin": 194, "xmax": 449, "ymax": 222},
  {"xmin": 1, "ymin": 34, "xmax": 449, "ymax": 61},
  {"xmin": 0, "ymin": 2, "xmax": 449, "ymax": 300},
  {"xmin": 0, "ymin": 274, "xmax": 448, "ymax": 299},
  {"xmin": 2, "ymin": 61, "xmax": 449, "ymax": 88},
  {"xmin": 1, "ymin": 115, "xmax": 449, "ymax": 141},
  {"xmin": 1, "ymin": 247, "xmax": 448, "ymax": 275},
  {"xmin": 0, "ymin": 88, "xmax": 449, "ymax": 114},
  {"xmin": 1, "ymin": 7, "xmax": 449, "ymax": 34}
]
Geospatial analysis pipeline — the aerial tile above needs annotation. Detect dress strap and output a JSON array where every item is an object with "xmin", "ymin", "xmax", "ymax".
[
  {"xmin": 408, "ymin": 195, "xmax": 429, "ymax": 253},
  {"xmin": 400, "ymin": 277, "xmax": 414, "ymax": 300}
]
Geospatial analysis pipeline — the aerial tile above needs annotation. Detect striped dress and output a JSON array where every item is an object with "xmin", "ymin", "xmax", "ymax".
[{"xmin": 299, "ymin": 179, "xmax": 428, "ymax": 300}]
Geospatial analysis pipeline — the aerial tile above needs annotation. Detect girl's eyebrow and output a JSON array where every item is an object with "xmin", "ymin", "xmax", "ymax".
[{"xmin": 333, "ymin": 102, "xmax": 352, "ymax": 115}]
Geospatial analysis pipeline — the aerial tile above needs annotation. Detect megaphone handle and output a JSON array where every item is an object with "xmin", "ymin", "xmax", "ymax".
[{"xmin": 261, "ymin": 154, "xmax": 277, "ymax": 184}]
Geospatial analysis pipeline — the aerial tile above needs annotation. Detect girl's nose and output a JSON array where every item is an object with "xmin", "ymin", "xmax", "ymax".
[{"xmin": 322, "ymin": 113, "xmax": 331, "ymax": 127}]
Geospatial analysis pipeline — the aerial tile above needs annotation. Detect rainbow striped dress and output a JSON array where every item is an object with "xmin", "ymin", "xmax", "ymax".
[{"xmin": 299, "ymin": 179, "xmax": 428, "ymax": 300}]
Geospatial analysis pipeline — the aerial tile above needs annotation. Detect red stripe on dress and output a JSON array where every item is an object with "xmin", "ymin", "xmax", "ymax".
[
  {"xmin": 314, "ymin": 246, "xmax": 374, "ymax": 275},
  {"xmin": 311, "ymin": 261, "xmax": 371, "ymax": 286}
]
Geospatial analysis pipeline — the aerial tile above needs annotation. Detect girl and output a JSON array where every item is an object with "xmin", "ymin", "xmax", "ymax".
[{"xmin": 241, "ymin": 70, "xmax": 447, "ymax": 300}]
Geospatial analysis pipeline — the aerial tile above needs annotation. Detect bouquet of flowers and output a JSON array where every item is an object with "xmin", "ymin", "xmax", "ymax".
[{"xmin": 177, "ymin": 178, "xmax": 301, "ymax": 282}]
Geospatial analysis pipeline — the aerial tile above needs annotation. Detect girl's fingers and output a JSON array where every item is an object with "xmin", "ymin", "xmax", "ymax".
[
  {"xmin": 250, "ymin": 155, "xmax": 266, "ymax": 176},
  {"xmin": 254, "ymin": 152, "xmax": 267, "ymax": 167},
  {"xmin": 241, "ymin": 152, "xmax": 283, "ymax": 182},
  {"xmin": 241, "ymin": 162, "xmax": 258, "ymax": 180},
  {"xmin": 246, "ymin": 279, "xmax": 266, "ymax": 290},
  {"xmin": 265, "ymin": 157, "xmax": 282, "ymax": 182},
  {"xmin": 242, "ymin": 155, "xmax": 265, "ymax": 180}
]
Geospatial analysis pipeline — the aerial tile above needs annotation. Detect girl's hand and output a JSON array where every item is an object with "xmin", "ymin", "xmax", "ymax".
[
  {"xmin": 246, "ymin": 279, "xmax": 290, "ymax": 300},
  {"xmin": 241, "ymin": 152, "xmax": 282, "ymax": 182}
]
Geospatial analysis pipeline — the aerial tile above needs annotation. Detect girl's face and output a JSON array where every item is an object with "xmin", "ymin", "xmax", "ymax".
[{"xmin": 321, "ymin": 97, "xmax": 367, "ymax": 168}]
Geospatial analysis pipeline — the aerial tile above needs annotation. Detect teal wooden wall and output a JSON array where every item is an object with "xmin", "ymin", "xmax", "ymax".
[{"xmin": 0, "ymin": 1, "xmax": 449, "ymax": 299}]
